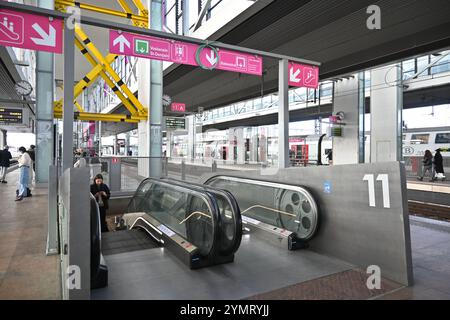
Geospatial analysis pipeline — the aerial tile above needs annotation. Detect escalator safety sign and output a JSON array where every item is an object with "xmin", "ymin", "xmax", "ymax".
[
  {"xmin": 158, "ymin": 224, "xmax": 175, "ymax": 237},
  {"xmin": 0, "ymin": 9, "xmax": 63, "ymax": 53}
]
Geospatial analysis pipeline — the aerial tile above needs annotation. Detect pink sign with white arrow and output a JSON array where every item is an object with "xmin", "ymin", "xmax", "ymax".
[
  {"xmin": 109, "ymin": 30, "xmax": 263, "ymax": 76},
  {"xmin": 0, "ymin": 9, "xmax": 63, "ymax": 53},
  {"xmin": 288, "ymin": 61, "xmax": 319, "ymax": 89}
]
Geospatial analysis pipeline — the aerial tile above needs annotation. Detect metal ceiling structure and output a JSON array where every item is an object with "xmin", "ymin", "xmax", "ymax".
[{"xmin": 163, "ymin": 0, "xmax": 450, "ymax": 112}]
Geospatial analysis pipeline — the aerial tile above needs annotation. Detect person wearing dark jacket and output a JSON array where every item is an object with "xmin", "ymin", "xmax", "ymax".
[
  {"xmin": 0, "ymin": 145, "xmax": 12, "ymax": 183},
  {"xmin": 90, "ymin": 174, "xmax": 110, "ymax": 232},
  {"xmin": 432, "ymin": 149, "xmax": 444, "ymax": 181},
  {"xmin": 418, "ymin": 150, "xmax": 433, "ymax": 181}
]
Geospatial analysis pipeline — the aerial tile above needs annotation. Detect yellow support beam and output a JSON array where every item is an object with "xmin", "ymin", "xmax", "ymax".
[
  {"xmin": 117, "ymin": 0, "xmax": 142, "ymax": 27},
  {"xmin": 74, "ymin": 101, "xmax": 84, "ymax": 112},
  {"xmin": 74, "ymin": 54, "xmax": 118, "ymax": 98},
  {"xmin": 54, "ymin": 53, "xmax": 118, "ymax": 110},
  {"xmin": 55, "ymin": 0, "xmax": 148, "ymax": 25},
  {"xmin": 54, "ymin": 111, "xmax": 147, "ymax": 123},
  {"xmin": 75, "ymin": 26, "xmax": 147, "ymax": 115},
  {"xmin": 132, "ymin": 0, "xmax": 149, "ymax": 16},
  {"xmin": 74, "ymin": 37, "xmax": 141, "ymax": 116}
]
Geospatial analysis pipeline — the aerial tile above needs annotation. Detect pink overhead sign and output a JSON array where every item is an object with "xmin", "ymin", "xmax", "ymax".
[
  {"xmin": 0, "ymin": 9, "xmax": 63, "ymax": 54},
  {"xmin": 288, "ymin": 61, "xmax": 319, "ymax": 89},
  {"xmin": 109, "ymin": 30, "xmax": 263, "ymax": 76},
  {"xmin": 171, "ymin": 102, "xmax": 186, "ymax": 112}
]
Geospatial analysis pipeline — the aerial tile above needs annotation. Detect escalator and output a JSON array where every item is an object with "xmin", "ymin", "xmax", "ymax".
[
  {"xmin": 204, "ymin": 175, "xmax": 320, "ymax": 250},
  {"xmin": 110, "ymin": 177, "xmax": 243, "ymax": 269}
]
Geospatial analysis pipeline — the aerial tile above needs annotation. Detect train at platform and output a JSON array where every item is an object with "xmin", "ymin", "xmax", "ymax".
[{"xmin": 198, "ymin": 127, "xmax": 450, "ymax": 165}]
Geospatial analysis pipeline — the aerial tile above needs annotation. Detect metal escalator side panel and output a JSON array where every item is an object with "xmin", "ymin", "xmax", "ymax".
[{"xmin": 90, "ymin": 193, "xmax": 108, "ymax": 289}]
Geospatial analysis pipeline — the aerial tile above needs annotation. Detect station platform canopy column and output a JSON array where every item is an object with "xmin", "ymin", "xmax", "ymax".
[{"xmin": 332, "ymin": 64, "xmax": 403, "ymax": 165}]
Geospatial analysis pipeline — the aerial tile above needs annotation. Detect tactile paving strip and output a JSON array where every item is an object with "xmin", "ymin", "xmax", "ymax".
[{"xmin": 246, "ymin": 269, "xmax": 404, "ymax": 300}]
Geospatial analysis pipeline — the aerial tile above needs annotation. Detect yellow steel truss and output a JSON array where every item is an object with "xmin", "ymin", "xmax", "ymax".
[
  {"xmin": 55, "ymin": 0, "xmax": 148, "ymax": 27},
  {"xmin": 74, "ymin": 26, "xmax": 147, "ymax": 114},
  {"xmin": 54, "ymin": 111, "xmax": 147, "ymax": 123},
  {"xmin": 54, "ymin": 0, "xmax": 149, "ymax": 122},
  {"xmin": 74, "ymin": 36, "xmax": 141, "ymax": 115}
]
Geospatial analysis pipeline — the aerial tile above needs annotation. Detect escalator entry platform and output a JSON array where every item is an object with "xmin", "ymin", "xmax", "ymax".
[{"xmin": 101, "ymin": 229, "xmax": 160, "ymax": 256}]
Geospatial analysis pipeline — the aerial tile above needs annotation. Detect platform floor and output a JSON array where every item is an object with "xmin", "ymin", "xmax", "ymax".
[
  {"xmin": 0, "ymin": 169, "xmax": 449, "ymax": 299},
  {"xmin": 0, "ymin": 170, "xmax": 61, "ymax": 299},
  {"xmin": 92, "ymin": 217, "xmax": 450, "ymax": 300},
  {"xmin": 91, "ymin": 235, "xmax": 359, "ymax": 300}
]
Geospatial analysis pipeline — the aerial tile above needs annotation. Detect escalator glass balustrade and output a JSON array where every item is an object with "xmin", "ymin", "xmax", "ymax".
[
  {"xmin": 205, "ymin": 176, "xmax": 320, "ymax": 249},
  {"xmin": 124, "ymin": 178, "xmax": 241, "ymax": 268}
]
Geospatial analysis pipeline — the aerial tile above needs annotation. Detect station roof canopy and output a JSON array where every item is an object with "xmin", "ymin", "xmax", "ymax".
[
  {"xmin": 163, "ymin": 0, "xmax": 450, "ymax": 112},
  {"xmin": 45, "ymin": 0, "xmax": 450, "ymax": 113}
]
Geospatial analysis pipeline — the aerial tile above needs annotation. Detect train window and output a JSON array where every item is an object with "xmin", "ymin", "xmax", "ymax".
[
  {"xmin": 435, "ymin": 133, "xmax": 450, "ymax": 144},
  {"xmin": 411, "ymin": 134, "xmax": 429, "ymax": 144}
]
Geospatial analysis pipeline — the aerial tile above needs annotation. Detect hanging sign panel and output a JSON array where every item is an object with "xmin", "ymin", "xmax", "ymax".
[
  {"xmin": 170, "ymin": 102, "xmax": 186, "ymax": 112},
  {"xmin": 109, "ymin": 30, "xmax": 263, "ymax": 76},
  {"xmin": 0, "ymin": 107, "xmax": 23, "ymax": 124},
  {"xmin": 288, "ymin": 61, "xmax": 319, "ymax": 89},
  {"xmin": 0, "ymin": 8, "xmax": 63, "ymax": 53}
]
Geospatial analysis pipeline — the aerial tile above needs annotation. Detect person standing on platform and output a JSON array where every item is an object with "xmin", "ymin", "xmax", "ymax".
[
  {"xmin": 16, "ymin": 147, "xmax": 32, "ymax": 201},
  {"xmin": 417, "ymin": 150, "xmax": 433, "ymax": 181},
  {"xmin": 90, "ymin": 174, "xmax": 111, "ymax": 232},
  {"xmin": 432, "ymin": 149, "xmax": 445, "ymax": 181},
  {"xmin": 326, "ymin": 150, "xmax": 333, "ymax": 165},
  {"xmin": 74, "ymin": 151, "xmax": 88, "ymax": 168},
  {"xmin": 27, "ymin": 145, "xmax": 36, "ymax": 184},
  {"xmin": 0, "ymin": 145, "xmax": 12, "ymax": 183}
]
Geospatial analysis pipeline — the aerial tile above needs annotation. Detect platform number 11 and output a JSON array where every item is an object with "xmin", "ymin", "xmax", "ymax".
[{"xmin": 363, "ymin": 174, "xmax": 390, "ymax": 208}]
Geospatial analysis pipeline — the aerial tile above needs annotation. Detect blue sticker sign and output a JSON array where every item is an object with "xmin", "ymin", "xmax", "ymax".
[{"xmin": 323, "ymin": 181, "xmax": 332, "ymax": 194}]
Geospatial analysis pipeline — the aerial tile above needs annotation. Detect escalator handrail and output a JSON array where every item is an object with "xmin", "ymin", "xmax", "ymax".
[
  {"xmin": 127, "ymin": 177, "xmax": 222, "ymax": 258},
  {"xmin": 163, "ymin": 177, "xmax": 243, "ymax": 256}
]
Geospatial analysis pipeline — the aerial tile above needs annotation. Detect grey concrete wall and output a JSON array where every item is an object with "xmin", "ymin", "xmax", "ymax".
[
  {"xmin": 370, "ymin": 64, "xmax": 403, "ymax": 162},
  {"xmin": 200, "ymin": 162, "xmax": 413, "ymax": 286},
  {"xmin": 333, "ymin": 76, "xmax": 361, "ymax": 165},
  {"xmin": 59, "ymin": 168, "xmax": 91, "ymax": 299}
]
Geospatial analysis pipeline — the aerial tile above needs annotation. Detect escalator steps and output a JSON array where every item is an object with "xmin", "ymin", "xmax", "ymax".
[{"xmin": 101, "ymin": 229, "xmax": 159, "ymax": 256}]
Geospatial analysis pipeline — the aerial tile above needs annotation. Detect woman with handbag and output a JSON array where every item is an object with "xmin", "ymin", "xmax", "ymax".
[{"xmin": 90, "ymin": 174, "xmax": 111, "ymax": 232}]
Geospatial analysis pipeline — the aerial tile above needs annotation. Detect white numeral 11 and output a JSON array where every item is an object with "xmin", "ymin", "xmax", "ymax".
[{"xmin": 363, "ymin": 174, "xmax": 390, "ymax": 208}]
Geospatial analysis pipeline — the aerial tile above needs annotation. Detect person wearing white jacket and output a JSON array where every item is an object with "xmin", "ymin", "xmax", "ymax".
[{"xmin": 16, "ymin": 146, "xmax": 32, "ymax": 201}]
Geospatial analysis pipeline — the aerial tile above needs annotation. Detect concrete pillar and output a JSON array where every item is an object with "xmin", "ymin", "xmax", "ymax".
[
  {"xmin": 165, "ymin": 131, "xmax": 172, "ymax": 158},
  {"xmin": 236, "ymin": 127, "xmax": 245, "ymax": 165},
  {"xmin": 0, "ymin": 130, "xmax": 6, "ymax": 149},
  {"xmin": 278, "ymin": 59, "xmax": 289, "ymax": 168},
  {"xmin": 137, "ymin": 0, "xmax": 163, "ymax": 177},
  {"xmin": 125, "ymin": 131, "xmax": 130, "ymax": 155},
  {"xmin": 332, "ymin": 74, "xmax": 365, "ymax": 165},
  {"xmin": 149, "ymin": 0, "xmax": 163, "ymax": 176},
  {"xmin": 370, "ymin": 64, "xmax": 403, "ymax": 162},
  {"xmin": 259, "ymin": 128, "xmax": 267, "ymax": 163},
  {"xmin": 250, "ymin": 127, "xmax": 258, "ymax": 162},
  {"xmin": 186, "ymin": 115, "xmax": 195, "ymax": 161},
  {"xmin": 35, "ymin": 0, "xmax": 56, "ymax": 182},
  {"xmin": 137, "ymin": 121, "xmax": 149, "ymax": 177},
  {"xmin": 114, "ymin": 134, "xmax": 118, "ymax": 155},
  {"xmin": 228, "ymin": 129, "xmax": 236, "ymax": 163}
]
